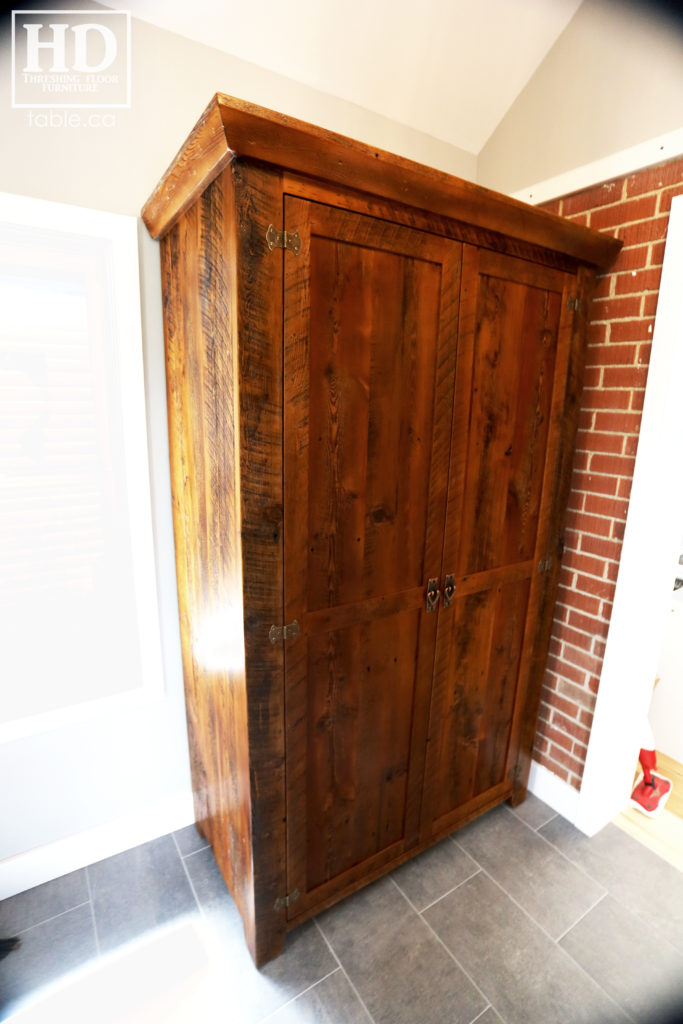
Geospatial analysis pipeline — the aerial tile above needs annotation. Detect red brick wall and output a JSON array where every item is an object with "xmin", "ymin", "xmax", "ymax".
[{"xmin": 534, "ymin": 155, "xmax": 683, "ymax": 790}]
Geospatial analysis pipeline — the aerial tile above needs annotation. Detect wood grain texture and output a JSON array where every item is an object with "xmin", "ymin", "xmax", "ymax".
[
  {"xmin": 283, "ymin": 199, "xmax": 461, "ymax": 916},
  {"xmin": 232, "ymin": 161, "xmax": 288, "ymax": 964},
  {"xmin": 144, "ymin": 96, "xmax": 621, "ymax": 968},
  {"xmin": 143, "ymin": 94, "xmax": 621, "ymax": 272},
  {"xmin": 160, "ymin": 169, "xmax": 255, "ymax": 926},
  {"xmin": 159, "ymin": 160, "xmax": 288, "ymax": 968},
  {"xmin": 143, "ymin": 97, "xmax": 233, "ymax": 240},
  {"xmin": 457, "ymin": 250, "xmax": 564, "ymax": 574},
  {"xmin": 281, "ymin": 171, "xmax": 582, "ymax": 275},
  {"xmin": 507, "ymin": 264, "xmax": 597, "ymax": 805},
  {"xmin": 421, "ymin": 248, "xmax": 575, "ymax": 834}
]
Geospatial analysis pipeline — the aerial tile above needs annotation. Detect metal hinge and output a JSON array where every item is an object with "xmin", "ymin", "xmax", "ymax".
[
  {"xmin": 537, "ymin": 557, "xmax": 553, "ymax": 574},
  {"xmin": 268, "ymin": 619, "xmax": 300, "ymax": 644},
  {"xmin": 567, "ymin": 295, "xmax": 582, "ymax": 312},
  {"xmin": 274, "ymin": 889, "xmax": 300, "ymax": 911},
  {"xmin": 266, "ymin": 224, "xmax": 302, "ymax": 255}
]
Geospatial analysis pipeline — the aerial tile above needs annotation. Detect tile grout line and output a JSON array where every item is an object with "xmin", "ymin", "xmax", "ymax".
[
  {"xmin": 171, "ymin": 831, "xmax": 203, "ymax": 916},
  {"xmin": 172, "ymin": 833, "xmax": 360, "ymax": 1024},
  {"xmin": 575, "ymin": 880, "xmax": 683, "ymax": 966},
  {"xmin": 403, "ymin": 866, "xmax": 482, "ymax": 914},
  {"xmin": 553, "ymin": 938, "xmax": 638, "ymax": 1024},
  {"xmin": 470, "ymin": 1005, "xmax": 499, "ymax": 1024},
  {"xmin": 509, "ymin": 807, "xmax": 558, "ymax": 832},
  {"xmin": 313, "ymin": 917, "xmax": 377, "ymax": 1024},
  {"xmin": 477, "ymin": 805, "xmax": 611, "ymax": 897},
  {"xmin": 512, "ymin": 811, "xmax": 683, "ymax": 958},
  {"xmin": 179, "ymin": 844, "xmax": 210, "ymax": 860},
  {"xmin": 174, "ymin": 829, "xmax": 210, "ymax": 860},
  {"xmin": 470, "ymin": 862, "xmax": 581, "ymax": 944},
  {"xmin": 554, "ymin": 888, "xmax": 608, "ymax": 943},
  {"xmin": 14, "ymin": 900, "xmax": 92, "ymax": 938},
  {"xmin": 389, "ymin": 876, "xmax": 500, "ymax": 1024},
  {"xmin": 256, "ymin": 966, "xmax": 342, "ymax": 1023},
  {"xmin": 472, "ymin": 866, "xmax": 636, "ymax": 1024},
  {"xmin": 84, "ymin": 866, "xmax": 101, "ymax": 956}
]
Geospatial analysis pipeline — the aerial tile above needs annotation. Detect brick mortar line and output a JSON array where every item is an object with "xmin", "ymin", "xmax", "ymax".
[
  {"xmin": 590, "ymin": 317, "xmax": 647, "ymax": 324},
  {"xmin": 552, "ymin": 623, "xmax": 610, "ymax": 644},
  {"xmin": 553, "ymin": 600, "xmax": 615, "ymax": 619},
  {"xmin": 544, "ymin": 673, "xmax": 598, "ymax": 695},
  {"xmin": 563, "ymin": 518, "xmax": 629, "ymax": 533},
  {"xmin": 538, "ymin": 717, "xmax": 590, "ymax": 745},
  {"xmin": 541, "ymin": 752, "xmax": 584, "ymax": 789}
]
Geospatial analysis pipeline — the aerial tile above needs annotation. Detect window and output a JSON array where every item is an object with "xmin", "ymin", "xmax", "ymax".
[{"xmin": 0, "ymin": 193, "xmax": 163, "ymax": 740}]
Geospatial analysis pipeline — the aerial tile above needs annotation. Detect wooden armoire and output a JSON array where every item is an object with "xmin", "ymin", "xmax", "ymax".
[{"xmin": 143, "ymin": 94, "xmax": 620, "ymax": 966}]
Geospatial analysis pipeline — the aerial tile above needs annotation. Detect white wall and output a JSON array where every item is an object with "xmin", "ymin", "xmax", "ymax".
[
  {"xmin": 650, "ymin": 590, "xmax": 683, "ymax": 763},
  {"xmin": 0, "ymin": 2, "xmax": 475, "ymax": 891},
  {"xmin": 478, "ymin": 0, "xmax": 683, "ymax": 195}
]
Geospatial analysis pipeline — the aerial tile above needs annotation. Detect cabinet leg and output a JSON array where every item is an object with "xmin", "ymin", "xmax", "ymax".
[
  {"xmin": 194, "ymin": 817, "xmax": 209, "ymax": 842},
  {"xmin": 509, "ymin": 751, "xmax": 532, "ymax": 807},
  {"xmin": 244, "ymin": 912, "xmax": 287, "ymax": 969},
  {"xmin": 508, "ymin": 784, "xmax": 528, "ymax": 808}
]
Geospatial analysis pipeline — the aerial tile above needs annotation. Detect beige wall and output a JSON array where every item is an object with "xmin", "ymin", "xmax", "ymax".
[
  {"xmin": 478, "ymin": 0, "xmax": 683, "ymax": 195},
  {"xmin": 0, "ymin": 5, "xmax": 475, "ymax": 218}
]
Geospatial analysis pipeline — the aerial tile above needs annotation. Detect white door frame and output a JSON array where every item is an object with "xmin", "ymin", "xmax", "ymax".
[{"xmin": 573, "ymin": 196, "xmax": 683, "ymax": 834}]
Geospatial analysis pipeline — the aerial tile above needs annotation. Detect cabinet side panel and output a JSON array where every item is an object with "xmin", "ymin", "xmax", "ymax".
[
  {"xmin": 233, "ymin": 161, "xmax": 287, "ymax": 965},
  {"xmin": 160, "ymin": 171, "xmax": 254, "ymax": 922}
]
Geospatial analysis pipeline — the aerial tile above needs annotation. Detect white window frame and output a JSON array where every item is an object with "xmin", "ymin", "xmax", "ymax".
[{"xmin": 0, "ymin": 192, "xmax": 164, "ymax": 742}]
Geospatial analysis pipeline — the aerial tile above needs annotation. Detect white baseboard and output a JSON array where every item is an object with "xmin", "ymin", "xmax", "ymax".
[
  {"xmin": 0, "ymin": 792, "xmax": 195, "ymax": 900},
  {"xmin": 527, "ymin": 759, "xmax": 581, "ymax": 826}
]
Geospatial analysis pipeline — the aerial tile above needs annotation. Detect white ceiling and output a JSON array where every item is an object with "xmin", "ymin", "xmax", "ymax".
[{"xmin": 103, "ymin": 0, "xmax": 584, "ymax": 154}]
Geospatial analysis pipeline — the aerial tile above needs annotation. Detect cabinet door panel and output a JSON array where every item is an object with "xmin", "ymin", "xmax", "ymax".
[
  {"xmin": 457, "ymin": 251, "xmax": 566, "ymax": 575},
  {"xmin": 305, "ymin": 229, "xmax": 444, "ymax": 607},
  {"xmin": 423, "ymin": 248, "xmax": 574, "ymax": 835},
  {"xmin": 304, "ymin": 611, "xmax": 421, "ymax": 890},
  {"xmin": 284, "ymin": 198, "xmax": 461, "ymax": 914},
  {"xmin": 430, "ymin": 576, "xmax": 531, "ymax": 828}
]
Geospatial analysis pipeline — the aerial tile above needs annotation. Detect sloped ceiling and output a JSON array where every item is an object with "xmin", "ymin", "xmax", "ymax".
[{"xmin": 102, "ymin": 0, "xmax": 584, "ymax": 154}]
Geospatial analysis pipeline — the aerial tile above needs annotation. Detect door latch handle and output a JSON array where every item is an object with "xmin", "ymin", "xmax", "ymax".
[
  {"xmin": 443, "ymin": 574, "xmax": 455, "ymax": 607},
  {"xmin": 425, "ymin": 578, "xmax": 440, "ymax": 613}
]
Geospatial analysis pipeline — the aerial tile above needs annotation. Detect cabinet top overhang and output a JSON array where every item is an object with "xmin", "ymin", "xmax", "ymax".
[{"xmin": 142, "ymin": 93, "xmax": 621, "ymax": 271}]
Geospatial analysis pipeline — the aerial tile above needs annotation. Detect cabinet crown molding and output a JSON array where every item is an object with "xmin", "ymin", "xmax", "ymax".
[{"xmin": 142, "ymin": 92, "xmax": 621, "ymax": 272}]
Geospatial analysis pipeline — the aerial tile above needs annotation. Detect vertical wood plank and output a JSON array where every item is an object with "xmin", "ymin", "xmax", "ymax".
[
  {"xmin": 160, "ymin": 168, "xmax": 255, "ymax": 936},
  {"xmin": 233, "ymin": 161, "xmax": 287, "ymax": 963},
  {"xmin": 507, "ymin": 265, "xmax": 597, "ymax": 804},
  {"xmin": 283, "ymin": 198, "xmax": 461, "ymax": 910},
  {"xmin": 423, "ymin": 248, "xmax": 574, "ymax": 835}
]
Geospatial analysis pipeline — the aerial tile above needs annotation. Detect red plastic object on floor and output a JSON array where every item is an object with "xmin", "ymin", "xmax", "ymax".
[{"xmin": 630, "ymin": 747, "xmax": 673, "ymax": 818}]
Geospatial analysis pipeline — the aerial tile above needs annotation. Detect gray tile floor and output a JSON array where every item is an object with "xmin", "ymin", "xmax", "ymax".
[{"xmin": 2, "ymin": 795, "xmax": 683, "ymax": 1023}]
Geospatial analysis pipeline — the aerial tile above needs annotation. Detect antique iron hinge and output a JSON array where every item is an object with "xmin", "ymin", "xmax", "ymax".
[
  {"xmin": 537, "ymin": 557, "xmax": 553, "ymax": 574},
  {"xmin": 266, "ymin": 224, "xmax": 302, "ymax": 255},
  {"xmin": 566, "ymin": 295, "xmax": 582, "ymax": 312},
  {"xmin": 274, "ymin": 889, "xmax": 300, "ymax": 911},
  {"xmin": 268, "ymin": 619, "xmax": 300, "ymax": 644}
]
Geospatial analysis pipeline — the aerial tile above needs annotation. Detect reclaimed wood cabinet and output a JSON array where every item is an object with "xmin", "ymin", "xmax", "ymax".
[{"xmin": 142, "ymin": 94, "xmax": 620, "ymax": 966}]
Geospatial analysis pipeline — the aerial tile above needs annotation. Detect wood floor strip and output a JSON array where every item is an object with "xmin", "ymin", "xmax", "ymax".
[{"xmin": 613, "ymin": 750, "xmax": 683, "ymax": 873}]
